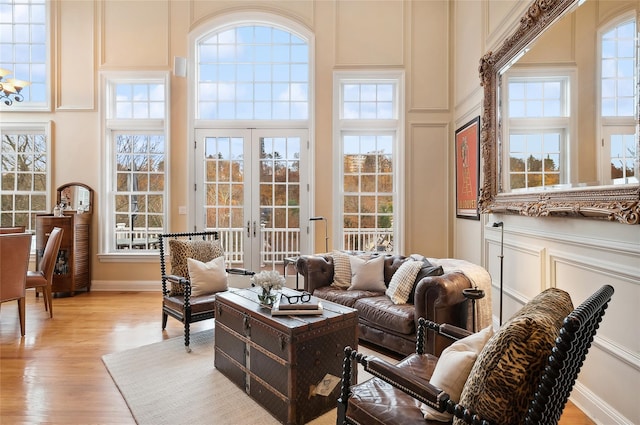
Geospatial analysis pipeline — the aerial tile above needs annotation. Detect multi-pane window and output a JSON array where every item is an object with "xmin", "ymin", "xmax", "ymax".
[
  {"xmin": 0, "ymin": 0, "xmax": 48, "ymax": 108},
  {"xmin": 197, "ymin": 25, "xmax": 309, "ymax": 120},
  {"xmin": 600, "ymin": 17, "xmax": 637, "ymax": 185},
  {"xmin": 336, "ymin": 75, "xmax": 402, "ymax": 252},
  {"xmin": 601, "ymin": 19, "xmax": 636, "ymax": 117},
  {"xmin": 508, "ymin": 131, "xmax": 562, "ymax": 190},
  {"xmin": 0, "ymin": 124, "xmax": 49, "ymax": 234},
  {"xmin": 104, "ymin": 76, "xmax": 168, "ymax": 253},
  {"xmin": 343, "ymin": 83, "xmax": 394, "ymax": 119},
  {"xmin": 342, "ymin": 133, "xmax": 394, "ymax": 251},
  {"xmin": 505, "ymin": 75, "xmax": 570, "ymax": 190}
]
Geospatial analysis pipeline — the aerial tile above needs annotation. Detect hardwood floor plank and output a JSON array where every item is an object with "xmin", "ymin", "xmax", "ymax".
[{"xmin": 0, "ymin": 290, "xmax": 595, "ymax": 424}]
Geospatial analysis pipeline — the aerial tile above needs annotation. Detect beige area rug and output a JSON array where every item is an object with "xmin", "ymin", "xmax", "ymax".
[{"xmin": 102, "ymin": 329, "xmax": 397, "ymax": 425}]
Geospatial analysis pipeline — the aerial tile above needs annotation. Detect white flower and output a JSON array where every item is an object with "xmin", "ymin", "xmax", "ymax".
[{"xmin": 251, "ymin": 270, "xmax": 285, "ymax": 292}]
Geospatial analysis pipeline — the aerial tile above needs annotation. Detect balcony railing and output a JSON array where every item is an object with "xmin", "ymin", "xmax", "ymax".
[{"xmin": 114, "ymin": 226, "xmax": 394, "ymax": 262}]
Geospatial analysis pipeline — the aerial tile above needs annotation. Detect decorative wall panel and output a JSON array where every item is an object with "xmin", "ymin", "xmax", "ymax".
[{"xmin": 57, "ymin": 0, "xmax": 95, "ymax": 110}]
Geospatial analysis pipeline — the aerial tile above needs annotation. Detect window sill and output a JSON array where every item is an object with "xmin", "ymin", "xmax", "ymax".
[{"xmin": 98, "ymin": 252, "xmax": 160, "ymax": 263}]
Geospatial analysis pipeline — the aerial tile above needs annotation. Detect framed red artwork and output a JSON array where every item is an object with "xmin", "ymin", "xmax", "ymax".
[{"xmin": 455, "ymin": 116, "xmax": 480, "ymax": 220}]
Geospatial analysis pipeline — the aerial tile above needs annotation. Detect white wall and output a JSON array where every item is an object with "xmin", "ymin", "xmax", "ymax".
[{"xmin": 452, "ymin": 1, "xmax": 640, "ymax": 423}]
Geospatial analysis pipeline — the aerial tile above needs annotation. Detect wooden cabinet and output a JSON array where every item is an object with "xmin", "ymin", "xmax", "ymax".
[{"xmin": 36, "ymin": 212, "xmax": 91, "ymax": 295}]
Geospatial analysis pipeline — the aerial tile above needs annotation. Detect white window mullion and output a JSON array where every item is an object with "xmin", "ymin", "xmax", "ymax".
[{"xmin": 100, "ymin": 73, "xmax": 169, "ymax": 257}]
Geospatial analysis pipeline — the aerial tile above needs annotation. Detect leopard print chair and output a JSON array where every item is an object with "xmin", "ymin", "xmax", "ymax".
[
  {"xmin": 159, "ymin": 231, "xmax": 253, "ymax": 352},
  {"xmin": 337, "ymin": 285, "xmax": 614, "ymax": 425}
]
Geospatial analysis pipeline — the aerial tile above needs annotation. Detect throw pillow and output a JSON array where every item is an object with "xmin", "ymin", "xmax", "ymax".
[
  {"xmin": 330, "ymin": 250, "xmax": 352, "ymax": 288},
  {"xmin": 348, "ymin": 254, "xmax": 386, "ymax": 292},
  {"xmin": 407, "ymin": 258, "xmax": 444, "ymax": 304},
  {"xmin": 420, "ymin": 325, "xmax": 494, "ymax": 421},
  {"xmin": 187, "ymin": 256, "xmax": 228, "ymax": 296},
  {"xmin": 168, "ymin": 239, "xmax": 224, "ymax": 295},
  {"xmin": 453, "ymin": 288, "xmax": 573, "ymax": 425},
  {"xmin": 386, "ymin": 259, "xmax": 423, "ymax": 304}
]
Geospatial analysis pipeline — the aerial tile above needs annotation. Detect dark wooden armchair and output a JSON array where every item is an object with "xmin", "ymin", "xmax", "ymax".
[
  {"xmin": 337, "ymin": 285, "xmax": 614, "ymax": 425},
  {"xmin": 159, "ymin": 231, "xmax": 253, "ymax": 352}
]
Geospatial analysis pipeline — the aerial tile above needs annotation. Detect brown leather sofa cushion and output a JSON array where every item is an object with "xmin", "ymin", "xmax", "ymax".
[
  {"xmin": 313, "ymin": 286, "xmax": 381, "ymax": 308},
  {"xmin": 354, "ymin": 295, "xmax": 415, "ymax": 335}
]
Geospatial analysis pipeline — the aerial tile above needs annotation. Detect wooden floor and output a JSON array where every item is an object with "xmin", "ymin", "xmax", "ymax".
[{"xmin": 1, "ymin": 290, "xmax": 596, "ymax": 424}]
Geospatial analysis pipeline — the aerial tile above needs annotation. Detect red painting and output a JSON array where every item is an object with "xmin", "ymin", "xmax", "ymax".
[{"xmin": 455, "ymin": 117, "xmax": 480, "ymax": 220}]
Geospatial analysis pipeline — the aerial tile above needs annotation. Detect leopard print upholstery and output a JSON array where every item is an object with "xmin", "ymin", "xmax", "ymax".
[
  {"xmin": 168, "ymin": 239, "xmax": 224, "ymax": 296},
  {"xmin": 453, "ymin": 287, "xmax": 574, "ymax": 425}
]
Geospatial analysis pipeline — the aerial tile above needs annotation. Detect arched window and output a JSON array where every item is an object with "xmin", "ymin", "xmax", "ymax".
[
  {"xmin": 599, "ymin": 15, "xmax": 637, "ymax": 185},
  {"xmin": 196, "ymin": 24, "xmax": 309, "ymax": 120},
  {"xmin": 190, "ymin": 16, "xmax": 313, "ymax": 273}
]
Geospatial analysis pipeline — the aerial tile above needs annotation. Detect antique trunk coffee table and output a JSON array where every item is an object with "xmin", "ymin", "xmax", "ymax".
[{"xmin": 214, "ymin": 287, "xmax": 358, "ymax": 425}]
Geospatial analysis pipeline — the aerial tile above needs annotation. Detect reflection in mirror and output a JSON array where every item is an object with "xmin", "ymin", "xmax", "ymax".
[
  {"xmin": 500, "ymin": 0, "xmax": 637, "ymax": 192},
  {"xmin": 478, "ymin": 0, "xmax": 639, "ymax": 224},
  {"xmin": 57, "ymin": 183, "xmax": 93, "ymax": 214}
]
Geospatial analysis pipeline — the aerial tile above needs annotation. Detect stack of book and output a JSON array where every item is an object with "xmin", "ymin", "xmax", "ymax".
[{"xmin": 271, "ymin": 292, "xmax": 323, "ymax": 316}]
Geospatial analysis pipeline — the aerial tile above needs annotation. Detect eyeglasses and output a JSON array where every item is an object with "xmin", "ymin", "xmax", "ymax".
[{"xmin": 283, "ymin": 292, "xmax": 312, "ymax": 304}]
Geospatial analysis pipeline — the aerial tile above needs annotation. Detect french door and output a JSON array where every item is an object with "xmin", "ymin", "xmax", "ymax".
[{"xmin": 194, "ymin": 128, "xmax": 309, "ymax": 275}]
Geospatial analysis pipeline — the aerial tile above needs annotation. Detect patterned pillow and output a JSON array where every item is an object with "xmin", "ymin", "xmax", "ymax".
[
  {"xmin": 168, "ymin": 239, "xmax": 224, "ymax": 295},
  {"xmin": 407, "ymin": 258, "xmax": 444, "ymax": 304},
  {"xmin": 453, "ymin": 288, "xmax": 573, "ymax": 425},
  {"xmin": 386, "ymin": 259, "xmax": 423, "ymax": 304},
  {"xmin": 330, "ymin": 250, "xmax": 353, "ymax": 288}
]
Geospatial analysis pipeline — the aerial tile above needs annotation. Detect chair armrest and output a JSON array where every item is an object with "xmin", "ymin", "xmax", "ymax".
[
  {"xmin": 340, "ymin": 348, "xmax": 449, "ymax": 412},
  {"xmin": 295, "ymin": 255, "xmax": 334, "ymax": 293},
  {"xmin": 415, "ymin": 318, "xmax": 472, "ymax": 354},
  {"xmin": 163, "ymin": 274, "xmax": 193, "ymax": 301},
  {"xmin": 164, "ymin": 274, "xmax": 189, "ymax": 285},
  {"xmin": 340, "ymin": 346, "xmax": 493, "ymax": 425}
]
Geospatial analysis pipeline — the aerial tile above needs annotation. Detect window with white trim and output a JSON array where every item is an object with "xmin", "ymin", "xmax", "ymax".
[
  {"xmin": 504, "ymin": 73, "xmax": 572, "ymax": 190},
  {"xmin": 600, "ymin": 16, "xmax": 637, "ymax": 185},
  {"xmin": 103, "ymin": 74, "xmax": 169, "ymax": 253},
  {"xmin": 0, "ymin": 0, "xmax": 49, "ymax": 110},
  {"xmin": 0, "ymin": 122, "xmax": 50, "ymax": 237},
  {"xmin": 334, "ymin": 72, "xmax": 403, "ymax": 253},
  {"xmin": 197, "ymin": 25, "xmax": 309, "ymax": 120}
]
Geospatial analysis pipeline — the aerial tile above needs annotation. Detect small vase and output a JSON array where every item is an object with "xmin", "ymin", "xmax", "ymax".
[{"xmin": 257, "ymin": 289, "xmax": 277, "ymax": 308}]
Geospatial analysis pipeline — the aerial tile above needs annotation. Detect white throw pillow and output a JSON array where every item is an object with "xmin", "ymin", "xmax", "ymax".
[
  {"xmin": 420, "ymin": 325, "xmax": 494, "ymax": 421},
  {"xmin": 187, "ymin": 256, "xmax": 228, "ymax": 296},
  {"xmin": 386, "ymin": 259, "xmax": 423, "ymax": 304},
  {"xmin": 330, "ymin": 250, "xmax": 353, "ymax": 288},
  {"xmin": 348, "ymin": 255, "xmax": 386, "ymax": 292}
]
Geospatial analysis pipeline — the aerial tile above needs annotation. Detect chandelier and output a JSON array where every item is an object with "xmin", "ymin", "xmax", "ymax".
[{"xmin": 0, "ymin": 68, "xmax": 30, "ymax": 106}]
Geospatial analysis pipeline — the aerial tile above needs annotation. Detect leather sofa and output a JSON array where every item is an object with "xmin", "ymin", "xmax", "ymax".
[{"xmin": 296, "ymin": 253, "xmax": 491, "ymax": 357}]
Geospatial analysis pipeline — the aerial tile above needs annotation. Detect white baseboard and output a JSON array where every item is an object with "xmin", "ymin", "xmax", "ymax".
[
  {"xmin": 90, "ymin": 280, "xmax": 159, "ymax": 292},
  {"xmin": 569, "ymin": 381, "xmax": 634, "ymax": 425}
]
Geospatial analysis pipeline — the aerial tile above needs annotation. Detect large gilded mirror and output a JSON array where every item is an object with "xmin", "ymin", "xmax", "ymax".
[{"xmin": 478, "ymin": 0, "xmax": 639, "ymax": 224}]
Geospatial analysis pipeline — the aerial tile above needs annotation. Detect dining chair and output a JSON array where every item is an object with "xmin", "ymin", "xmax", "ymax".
[
  {"xmin": 0, "ymin": 232, "xmax": 33, "ymax": 336},
  {"xmin": 26, "ymin": 227, "xmax": 64, "ymax": 318}
]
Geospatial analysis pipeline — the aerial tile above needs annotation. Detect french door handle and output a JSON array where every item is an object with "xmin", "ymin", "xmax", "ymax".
[
  {"xmin": 253, "ymin": 221, "xmax": 257, "ymax": 237},
  {"xmin": 247, "ymin": 221, "xmax": 251, "ymax": 238}
]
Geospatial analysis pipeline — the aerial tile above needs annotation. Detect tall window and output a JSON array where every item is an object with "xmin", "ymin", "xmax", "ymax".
[
  {"xmin": 0, "ymin": 0, "xmax": 49, "ymax": 109},
  {"xmin": 103, "ymin": 74, "xmax": 169, "ymax": 254},
  {"xmin": 600, "ymin": 17, "xmax": 637, "ymax": 184},
  {"xmin": 504, "ymin": 73, "xmax": 572, "ymax": 190},
  {"xmin": 197, "ymin": 25, "xmax": 309, "ymax": 120},
  {"xmin": 0, "ymin": 122, "xmax": 50, "ymax": 234},
  {"xmin": 335, "ymin": 72, "xmax": 403, "ymax": 253}
]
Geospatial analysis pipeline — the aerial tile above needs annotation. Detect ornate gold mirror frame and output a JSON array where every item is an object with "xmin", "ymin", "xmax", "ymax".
[{"xmin": 478, "ymin": 0, "xmax": 640, "ymax": 224}]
